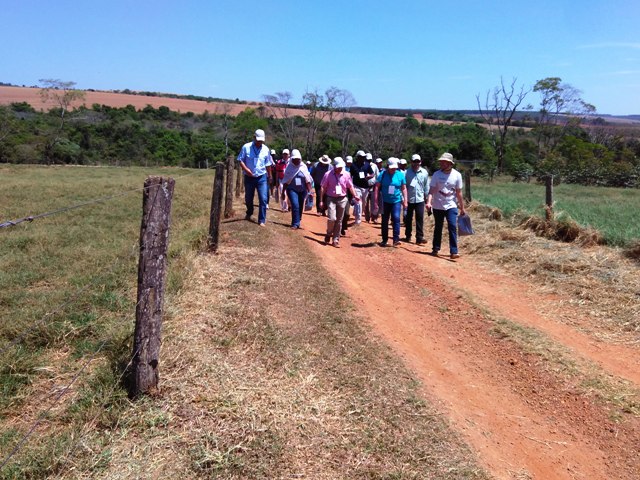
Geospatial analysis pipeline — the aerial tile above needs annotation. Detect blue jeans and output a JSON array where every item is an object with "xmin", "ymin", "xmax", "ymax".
[
  {"xmin": 381, "ymin": 202, "xmax": 402, "ymax": 243},
  {"xmin": 244, "ymin": 174, "xmax": 269, "ymax": 224},
  {"xmin": 286, "ymin": 188, "xmax": 307, "ymax": 228},
  {"xmin": 432, "ymin": 207, "xmax": 459, "ymax": 254}
]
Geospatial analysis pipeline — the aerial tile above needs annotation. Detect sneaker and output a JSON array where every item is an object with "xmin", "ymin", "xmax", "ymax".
[
  {"xmin": 340, "ymin": 230, "xmax": 347, "ymax": 237},
  {"xmin": 379, "ymin": 241, "xmax": 388, "ymax": 247},
  {"xmin": 416, "ymin": 239, "xmax": 427, "ymax": 245},
  {"xmin": 393, "ymin": 241, "xmax": 401, "ymax": 247},
  {"xmin": 429, "ymin": 250, "xmax": 439, "ymax": 256},
  {"xmin": 259, "ymin": 223, "xmax": 266, "ymax": 227},
  {"xmin": 324, "ymin": 235, "xmax": 331, "ymax": 244},
  {"xmin": 450, "ymin": 253, "xmax": 460, "ymax": 259},
  {"xmin": 333, "ymin": 239, "xmax": 340, "ymax": 248}
]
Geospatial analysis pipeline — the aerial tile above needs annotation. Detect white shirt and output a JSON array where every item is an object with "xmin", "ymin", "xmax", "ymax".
[{"xmin": 429, "ymin": 168, "xmax": 463, "ymax": 210}]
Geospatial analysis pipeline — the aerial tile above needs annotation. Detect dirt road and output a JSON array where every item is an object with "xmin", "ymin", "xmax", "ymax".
[{"xmin": 285, "ymin": 209, "xmax": 639, "ymax": 480}]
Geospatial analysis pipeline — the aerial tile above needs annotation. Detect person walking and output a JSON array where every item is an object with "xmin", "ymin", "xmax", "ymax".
[
  {"xmin": 364, "ymin": 153, "xmax": 379, "ymax": 223},
  {"xmin": 374, "ymin": 158, "xmax": 407, "ymax": 247},
  {"xmin": 404, "ymin": 154, "xmax": 431, "ymax": 245},
  {"xmin": 282, "ymin": 149, "xmax": 313, "ymax": 229},
  {"xmin": 311, "ymin": 155, "xmax": 333, "ymax": 215},
  {"xmin": 350, "ymin": 150, "xmax": 375, "ymax": 225},
  {"xmin": 426, "ymin": 152, "xmax": 465, "ymax": 259},
  {"xmin": 320, "ymin": 157, "xmax": 360, "ymax": 248},
  {"xmin": 274, "ymin": 149, "xmax": 290, "ymax": 212},
  {"xmin": 237, "ymin": 129, "xmax": 273, "ymax": 226}
]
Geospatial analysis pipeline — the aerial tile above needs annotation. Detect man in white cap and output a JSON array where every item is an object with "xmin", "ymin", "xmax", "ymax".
[
  {"xmin": 373, "ymin": 158, "xmax": 407, "ymax": 247},
  {"xmin": 349, "ymin": 150, "xmax": 375, "ymax": 226},
  {"xmin": 237, "ymin": 129, "xmax": 274, "ymax": 226},
  {"xmin": 341, "ymin": 155, "xmax": 355, "ymax": 235},
  {"xmin": 320, "ymin": 157, "xmax": 360, "ymax": 248},
  {"xmin": 426, "ymin": 152, "xmax": 465, "ymax": 259},
  {"xmin": 404, "ymin": 154, "xmax": 431, "ymax": 245},
  {"xmin": 365, "ymin": 154, "xmax": 380, "ymax": 222}
]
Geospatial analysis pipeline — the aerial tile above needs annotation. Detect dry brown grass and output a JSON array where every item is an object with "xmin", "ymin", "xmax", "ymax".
[
  {"xmin": 45, "ymin": 217, "xmax": 488, "ymax": 479},
  {"xmin": 465, "ymin": 204, "xmax": 640, "ymax": 341}
]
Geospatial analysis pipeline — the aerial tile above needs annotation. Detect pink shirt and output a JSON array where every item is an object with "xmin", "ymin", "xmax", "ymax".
[{"xmin": 321, "ymin": 170, "xmax": 354, "ymax": 197}]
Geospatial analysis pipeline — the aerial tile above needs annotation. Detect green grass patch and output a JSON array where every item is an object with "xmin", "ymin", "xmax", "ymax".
[
  {"xmin": 471, "ymin": 176, "xmax": 640, "ymax": 246},
  {"xmin": 0, "ymin": 164, "xmax": 213, "ymax": 476}
]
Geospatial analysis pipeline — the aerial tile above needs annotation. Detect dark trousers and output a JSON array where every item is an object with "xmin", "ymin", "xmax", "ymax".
[
  {"xmin": 314, "ymin": 184, "xmax": 326, "ymax": 215},
  {"xmin": 432, "ymin": 207, "xmax": 459, "ymax": 254},
  {"xmin": 405, "ymin": 201, "xmax": 425, "ymax": 242}
]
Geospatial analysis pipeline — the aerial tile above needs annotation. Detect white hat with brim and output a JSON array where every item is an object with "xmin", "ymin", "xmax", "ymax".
[
  {"xmin": 291, "ymin": 149, "xmax": 302, "ymax": 160},
  {"xmin": 387, "ymin": 158, "xmax": 399, "ymax": 169},
  {"xmin": 438, "ymin": 152, "xmax": 455, "ymax": 164},
  {"xmin": 254, "ymin": 129, "xmax": 266, "ymax": 141},
  {"xmin": 319, "ymin": 156, "xmax": 331, "ymax": 165}
]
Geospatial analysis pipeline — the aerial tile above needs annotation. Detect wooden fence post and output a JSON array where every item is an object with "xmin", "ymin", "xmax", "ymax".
[
  {"xmin": 235, "ymin": 163, "xmax": 243, "ymax": 198},
  {"xmin": 208, "ymin": 162, "xmax": 225, "ymax": 253},
  {"xmin": 464, "ymin": 170, "xmax": 472, "ymax": 203},
  {"xmin": 224, "ymin": 155, "xmax": 235, "ymax": 218},
  {"xmin": 545, "ymin": 175, "xmax": 554, "ymax": 221},
  {"xmin": 130, "ymin": 176, "xmax": 175, "ymax": 398}
]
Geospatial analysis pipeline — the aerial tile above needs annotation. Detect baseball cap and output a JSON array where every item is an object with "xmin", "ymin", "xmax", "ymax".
[
  {"xmin": 387, "ymin": 158, "xmax": 399, "ymax": 169},
  {"xmin": 282, "ymin": 148, "xmax": 290, "ymax": 155},
  {"xmin": 254, "ymin": 129, "xmax": 265, "ymax": 141},
  {"xmin": 346, "ymin": 156, "xmax": 353, "ymax": 163},
  {"xmin": 411, "ymin": 154, "xmax": 421, "ymax": 161},
  {"xmin": 356, "ymin": 150, "xmax": 366, "ymax": 157},
  {"xmin": 334, "ymin": 157, "xmax": 346, "ymax": 169},
  {"xmin": 365, "ymin": 153, "xmax": 373, "ymax": 160},
  {"xmin": 399, "ymin": 158, "xmax": 407, "ymax": 165}
]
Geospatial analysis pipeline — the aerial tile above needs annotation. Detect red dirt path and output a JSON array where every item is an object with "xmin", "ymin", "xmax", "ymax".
[{"xmin": 282, "ymin": 209, "xmax": 640, "ymax": 480}]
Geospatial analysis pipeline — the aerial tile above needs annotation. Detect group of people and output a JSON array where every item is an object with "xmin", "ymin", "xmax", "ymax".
[{"xmin": 237, "ymin": 129, "xmax": 465, "ymax": 259}]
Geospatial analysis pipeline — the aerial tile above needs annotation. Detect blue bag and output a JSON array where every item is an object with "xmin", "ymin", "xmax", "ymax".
[{"xmin": 457, "ymin": 214, "xmax": 474, "ymax": 236}]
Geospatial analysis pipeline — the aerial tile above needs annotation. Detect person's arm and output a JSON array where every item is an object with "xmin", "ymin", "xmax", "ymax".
[{"xmin": 401, "ymin": 185, "xmax": 408, "ymax": 208}]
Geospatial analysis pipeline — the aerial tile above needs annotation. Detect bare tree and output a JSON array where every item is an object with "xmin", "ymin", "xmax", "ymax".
[
  {"xmin": 301, "ymin": 88, "xmax": 328, "ymax": 160},
  {"xmin": 39, "ymin": 79, "xmax": 85, "ymax": 163},
  {"xmin": 476, "ymin": 77, "xmax": 530, "ymax": 172},
  {"xmin": 262, "ymin": 91, "xmax": 298, "ymax": 149},
  {"xmin": 214, "ymin": 103, "xmax": 233, "ymax": 158}
]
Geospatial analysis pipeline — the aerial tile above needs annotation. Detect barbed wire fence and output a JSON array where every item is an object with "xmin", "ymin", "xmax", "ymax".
[{"xmin": 0, "ymin": 166, "xmax": 226, "ymax": 475}]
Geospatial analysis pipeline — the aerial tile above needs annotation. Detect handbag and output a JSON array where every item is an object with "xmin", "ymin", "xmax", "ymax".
[{"xmin": 457, "ymin": 213, "xmax": 474, "ymax": 236}]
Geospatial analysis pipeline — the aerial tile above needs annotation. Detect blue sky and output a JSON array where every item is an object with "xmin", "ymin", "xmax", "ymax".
[{"xmin": 1, "ymin": 0, "xmax": 639, "ymax": 115}]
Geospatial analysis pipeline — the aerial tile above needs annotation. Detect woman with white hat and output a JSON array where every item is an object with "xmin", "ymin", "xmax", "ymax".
[
  {"xmin": 282, "ymin": 149, "xmax": 314, "ymax": 229},
  {"xmin": 373, "ymin": 158, "xmax": 408, "ymax": 247},
  {"xmin": 426, "ymin": 152, "xmax": 466, "ymax": 259}
]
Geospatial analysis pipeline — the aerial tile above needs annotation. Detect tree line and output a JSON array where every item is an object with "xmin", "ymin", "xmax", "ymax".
[{"xmin": 0, "ymin": 79, "xmax": 639, "ymax": 188}]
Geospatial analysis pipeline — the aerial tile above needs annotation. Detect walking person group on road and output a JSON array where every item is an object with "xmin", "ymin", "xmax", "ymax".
[{"xmin": 237, "ymin": 129, "xmax": 467, "ymax": 259}]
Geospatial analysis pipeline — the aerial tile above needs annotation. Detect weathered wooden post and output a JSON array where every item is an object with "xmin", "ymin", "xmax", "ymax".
[
  {"xmin": 208, "ymin": 162, "xmax": 225, "ymax": 253},
  {"xmin": 235, "ymin": 163, "xmax": 243, "ymax": 198},
  {"xmin": 224, "ymin": 155, "xmax": 235, "ymax": 218},
  {"xmin": 545, "ymin": 175, "xmax": 554, "ymax": 220},
  {"xmin": 464, "ymin": 170, "xmax": 472, "ymax": 203},
  {"xmin": 130, "ymin": 176, "xmax": 175, "ymax": 398}
]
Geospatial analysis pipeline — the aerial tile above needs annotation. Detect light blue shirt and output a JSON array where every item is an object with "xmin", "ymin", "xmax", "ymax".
[
  {"xmin": 376, "ymin": 170, "xmax": 406, "ymax": 204},
  {"xmin": 405, "ymin": 167, "xmax": 430, "ymax": 204},
  {"xmin": 237, "ymin": 141, "xmax": 273, "ymax": 177}
]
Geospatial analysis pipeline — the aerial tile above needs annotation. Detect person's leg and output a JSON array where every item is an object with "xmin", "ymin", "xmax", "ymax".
[
  {"xmin": 257, "ymin": 174, "xmax": 269, "ymax": 225},
  {"xmin": 314, "ymin": 185, "xmax": 323, "ymax": 214},
  {"xmin": 244, "ymin": 175, "xmax": 256, "ymax": 219},
  {"xmin": 325, "ymin": 198, "xmax": 337, "ymax": 243},
  {"xmin": 279, "ymin": 180, "xmax": 288, "ymax": 211},
  {"xmin": 432, "ymin": 209, "xmax": 445, "ymax": 253},
  {"xmin": 286, "ymin": 189, "xmax": 300, "ymax": 227},
  {"xmin": 364, "ymin": 191, "xmax": 371, "ymax": 222},
  {"xmin": 392, "ymin": 202, "xmax": 402, "ymax": 244},
  {"xmin": 381, "ymin": 202, "xmax": 391, "ymax": 244},
  {"xmin": 415, "ymin": 201, "xmax": 425, "ymax": 243},
  {"xmin": 405, "ymin": 203, "xmax": 415, "ymax": 241},
  {"xmin": 352, "ymin": 187, "xmax": 362, "ymax": 223},
  {"xmin": 334, "ymin": 197, "xmax": 347, "ymax": 243},
  {"xmin": 445, "ymin": 207, "xmax": 459, "ymax": 254},
  {"xmin": 341, "ymin": 200, "xmax": 350, "ymax": 235},
  {"xmin": 360, "ymin": 188, "xmax": 370, "ymax": 223}
]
